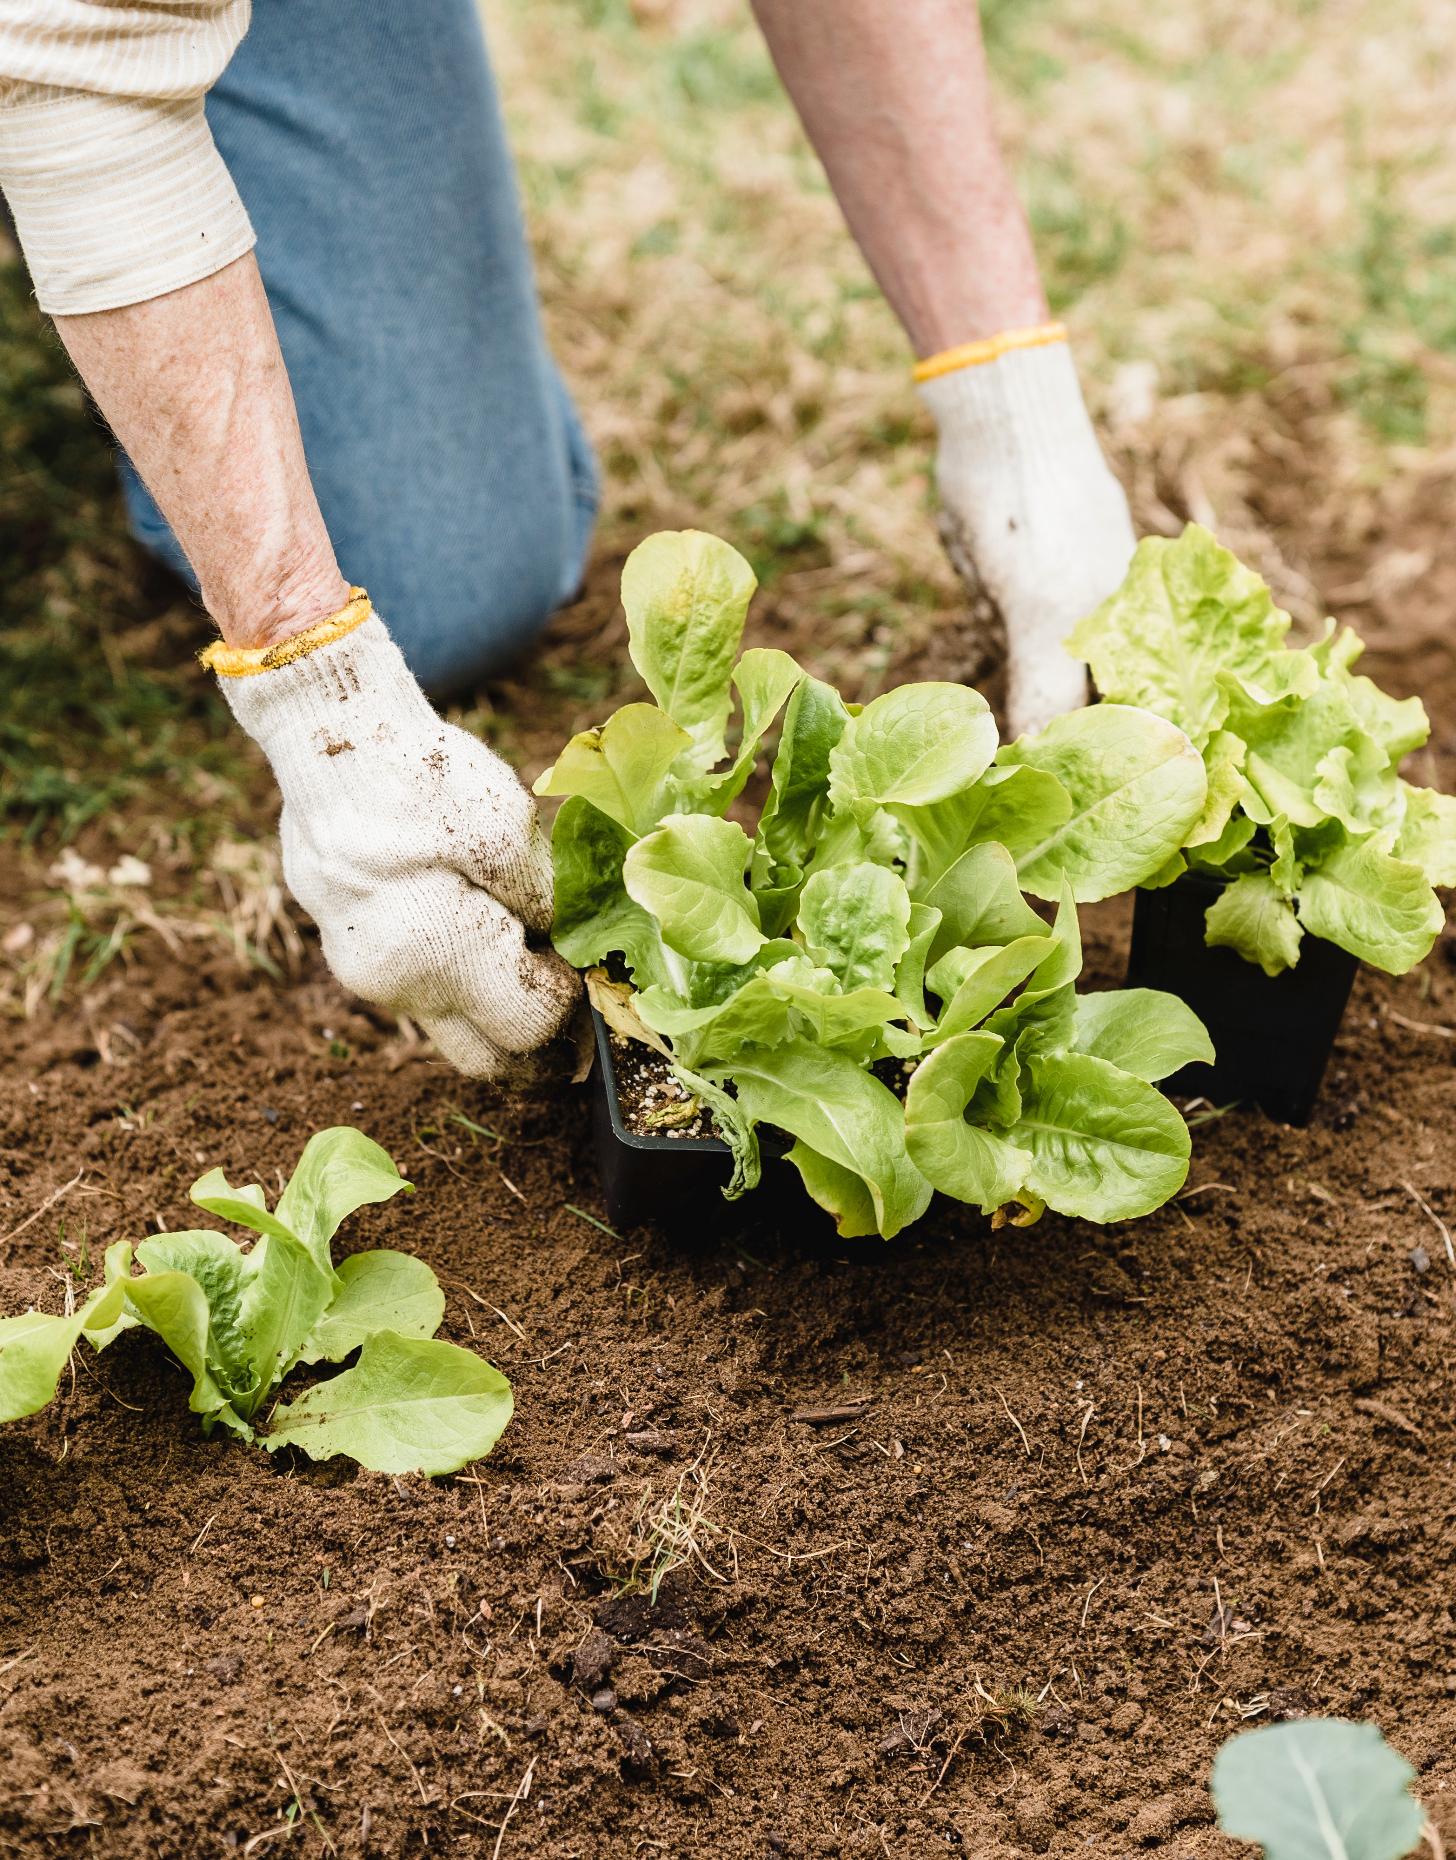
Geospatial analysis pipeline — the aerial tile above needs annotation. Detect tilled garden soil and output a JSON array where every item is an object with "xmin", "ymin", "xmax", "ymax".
[{"xmin": 4, "ymin": 552, "xmax": 1456, "ymax": 1859}]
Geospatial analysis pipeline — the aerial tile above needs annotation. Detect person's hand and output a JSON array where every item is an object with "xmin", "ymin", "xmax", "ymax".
[
  {"xmin": 917, "ymin": 326, "xmax": 1137, "ymax": 740},
  {"xmin": 205, "ymin": 592, "xmax": 579, "ymax": 1076}
]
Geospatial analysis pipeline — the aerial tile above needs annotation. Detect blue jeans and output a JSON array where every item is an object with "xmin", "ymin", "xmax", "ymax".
[{"xmin": 121, "ymin": 0, "xmax": 598, "ymax": 695}]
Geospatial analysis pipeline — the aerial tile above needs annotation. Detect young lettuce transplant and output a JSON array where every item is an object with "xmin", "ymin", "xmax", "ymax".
[
  {"xmin": 538, "ymin": 529, "xmax": 1216, "ymax": 1239},
  {"xmin": 0, "ymin": 1129, "xmax": 512, "ymax": 1475},
  {"xmin": 1067, "ymin": 522, "xmax": 1456, "ymax": 977}
]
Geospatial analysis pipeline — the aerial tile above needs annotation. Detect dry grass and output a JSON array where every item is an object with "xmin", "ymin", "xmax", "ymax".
[
  {"xmin": 5, "ymin": 0, "xmax": 1456, "ymax": 996},
  {"xmin": 493, "ymin": 0, "xmax": 1456, "ymax": 636}
]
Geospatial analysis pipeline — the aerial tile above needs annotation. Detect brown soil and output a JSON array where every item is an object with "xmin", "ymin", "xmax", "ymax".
[
  {"xmin": 606, "ymin": 1034, "xmax": 718, "ymax": 1143},
  {"xmin": 4, "ymin": 524, "xmax": 1456, "ymax": 1860}
]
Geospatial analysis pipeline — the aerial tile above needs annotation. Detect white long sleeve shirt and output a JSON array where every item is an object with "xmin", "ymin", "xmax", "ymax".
[{"xmin": 0, "ymin": 0, "xmax": 254, "ymax": 313}]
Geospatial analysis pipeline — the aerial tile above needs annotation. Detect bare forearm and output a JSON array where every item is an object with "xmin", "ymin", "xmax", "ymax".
[
  {"xmin": 53, "ymin": 253, "xmax": 348, "ymax": 647},
  {"xmin": 751, "ymin": 0, "xmax": 1046, "ymax": 355}
]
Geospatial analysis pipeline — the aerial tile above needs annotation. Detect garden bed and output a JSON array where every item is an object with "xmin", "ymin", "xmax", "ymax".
[{"xmin": 4, "ymin": 734, "xmax": 1456, "ymax": 1856}]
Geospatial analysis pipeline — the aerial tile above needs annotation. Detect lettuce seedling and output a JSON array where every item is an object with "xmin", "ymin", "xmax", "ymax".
[
  {"xmin": 1212, "ymin": 1717, "xmax": 1423, "ymax": 1860},
  {"xmin": 0, "ymin": 1128, "xmax": 512, "ymax": 1475},
  {"xmin": 539, "ymin": 529, "xmax": 1214, "ymax": 1237},
  {"xmin": 1068, "ymin": 523, "xmax": 1456, "ymax": 976}
]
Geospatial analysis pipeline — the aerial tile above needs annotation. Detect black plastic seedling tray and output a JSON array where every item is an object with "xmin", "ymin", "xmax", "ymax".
[
  {"xmin": 589, "ymin": 1008, "xmax": 806, "ymax": 1235},
  {"xmin": 1126, "ymin": 872, "xmax": 1357, "ymax": 1126}
]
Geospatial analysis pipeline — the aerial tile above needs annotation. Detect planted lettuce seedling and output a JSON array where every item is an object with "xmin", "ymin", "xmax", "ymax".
[
  {"xmin": 1063, "ymin": 523, "xmax": 1456, "ymax": 1120},
  {"xmin": 0, "ymin": 1128, "xmax": 512, "ymax": 1474},
  {"xmin": 539, "ymin": 529, "xmax": 1214, "ymax": 1237}
]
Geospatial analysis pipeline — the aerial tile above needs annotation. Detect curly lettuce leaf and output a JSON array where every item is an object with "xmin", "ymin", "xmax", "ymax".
[
  {"xmin": 1393, "ymin": 782, "xmax": 1456, "ymax": 888},
  {"xmin": 1204, "ymin": 870, "xmax": 1305, "ymax": 976},
  {"xmin": 1066, "ymin": 524, "xmax": 1290, "ymax": 747},
  {"xmin": 1296, "ymin": 839, "xmax": 1443, "ymax": 974}
]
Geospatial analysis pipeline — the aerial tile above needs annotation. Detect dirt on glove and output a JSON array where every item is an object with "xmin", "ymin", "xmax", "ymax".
[{"xmin": 2, "ymin": 534, "xmax": 1456, "ymax": 1859}]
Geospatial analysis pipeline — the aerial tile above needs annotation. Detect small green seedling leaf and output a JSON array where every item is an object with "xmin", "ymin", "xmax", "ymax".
[
  {"xmin": 1211, "ymin": 1718, "xmax": 1423, "ymax": 1860},
  {"xmin": 274, "ymin": 1127, "xmax": 413, "ymax": 1275},
  {"xmin": 299, "ymin": 1251, "xmax": 446, "ymax": 1365},
  {"xmin": 0, "ymin": 1265, "xmax": 128, "ymax": 1424},
  {"xmin": 265, "ymin": 1332, "xmax": 514, "ymax": 1475}
]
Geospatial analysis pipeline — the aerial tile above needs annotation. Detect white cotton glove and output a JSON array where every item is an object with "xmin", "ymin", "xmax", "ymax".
[
  {"xmin": 917, "ymin": 326, "xmax": 1137, "ymax": 740},
  {"xmin": 204, "ymin": 594, "xmax": 579, "ymax": 1077}
]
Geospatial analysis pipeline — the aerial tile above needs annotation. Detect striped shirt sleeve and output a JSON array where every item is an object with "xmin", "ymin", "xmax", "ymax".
[{"xmin": 0, "ymin": 2, "xmax": 255, "ymax": 314}]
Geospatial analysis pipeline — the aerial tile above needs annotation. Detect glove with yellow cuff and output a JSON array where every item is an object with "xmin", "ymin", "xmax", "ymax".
[
  {"xmin": 203, "ymin": 593, "xmax": 579, "ymax": 1077},
  {"xmin": 916, "ymin": 322, "xmax": 1137, "ymax": 741}
]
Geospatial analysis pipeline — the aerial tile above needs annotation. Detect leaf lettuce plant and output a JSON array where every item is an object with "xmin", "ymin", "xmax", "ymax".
[
  {"xmin": 1068, "ymin": 522, "xmax": 1456, "ymax": 976},
  {"xmin": 0, "ymin": 1128, "xmax": 511, "ymax": 1475},
  {"xmin": 539, "ymin": 529, "xmax": 1215, "ymax": 1238}
]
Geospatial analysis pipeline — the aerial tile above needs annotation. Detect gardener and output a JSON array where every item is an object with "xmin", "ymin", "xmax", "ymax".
[{"xmin": 0, "ymin": 0, "xmax": 1135, "ymax": 1077}]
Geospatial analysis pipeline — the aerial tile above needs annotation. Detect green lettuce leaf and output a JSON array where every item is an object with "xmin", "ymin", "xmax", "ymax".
[
  {"xmin": 552, "ymin": 796, "xmax": 676, "ymax": 988},
  {"xmin": 264, "ymin": 1332, "xmax": 513, "ymax": 1475},
  {"xmin": 1394, "ymin": 783, "xmax": 1456, "ymax": 888},
  {"xmin": 1211, "ymin": 1718, "xmax": 1424, "ymax": 1860},
  {"xmin": 1009, "ymin": 1051, "xmax": 1192, "ymax": 1222},
  {"xmin": 729, "ymin": 1043, "xmax": 932, "ymax": 1239},
  {"xmin": 0, "ymin": 1268, "xmax": 129, "ymax": 1425},
  {"xmin": 753, "ymin": 673, "xmax": 850, "ymax": 887},
  {"xmin": 119, "ymin": 1258, "xmax": 251, "ymax": 1435},
  {"xmin": 621, "ymin": 529, "xmax": 757, "ymax": 766},
  {"xmin": 894, "ymin": 764, "xmax": 1072, "ymax": 885},
  {"xmin": 1186, "ymin": 729, "xmax": 1248, "ymax": 851},
  {"xmin": 1066, "ymin": 524, "xmax": 1290, "ymax": 747},
  {"xmin": 1297, "ymin": 839, "xmax": 1444, "ymax": 974},
  {"xmin": 1071, "ymin": 989, "xmax": 1215, "ymax": 1081},
  {"xmin": 533, "ymin": 703, "xmax": 693, "ymax": 836},
  {"xmin": 704, "ymin": 648, "xmax": 804, "ymax": 813},
  {"xmin": 926, "ymin": 936, "xmax": 1055, "ymax": 1045},
  {"xmin": 299, "ymin": 1251, "xmax": 446, "ymax": 1366},
  {"xmin": 894, "ymin": 902, "xmax": 943, "ymax": 1030},
  {"xmin": 916, "ymin": 842, "xmax": 1050, "ymax": 963},
  {"xmin": 904, "ymin": 1033, "xmax": 1032, "ymax": 1213},
  {"xmin": 798, "ymin": 860, "xmax": 912, "ymax": 993},
  {"xmin": 1000, "ymin": 704, "xmax": 1207, "ymax": 902},
  {"xmin": 828, "ymin": 682, "xmax": 998, "ymax": 809},
  {"xmin": 624, "ymin": 814, "xmax": 765, "ymax": 965},
  {"xmin": 671, "ymin": 1064, "xmax": 762, "ymax": 1200},
  {"xmin": 1204, "ymin": 871, "xmax": 1304, "ymax": 976}
]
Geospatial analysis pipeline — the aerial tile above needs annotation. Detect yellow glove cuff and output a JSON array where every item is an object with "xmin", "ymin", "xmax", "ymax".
[
  {"xmin": 198, "ymin": 587, "xmax": 372, "ymax": 678},
  {"xmin": 912, "ymin": 321, "xmax": 1067, "ymax": 384}
]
